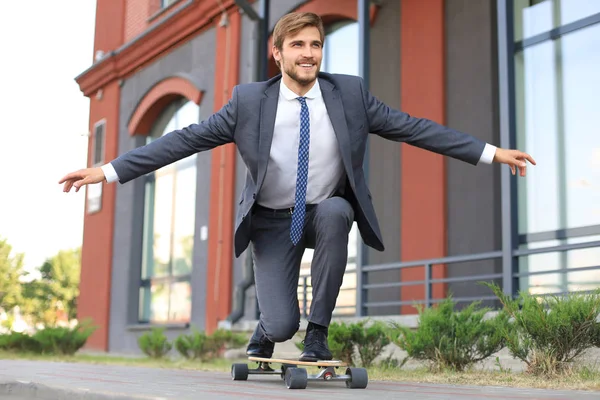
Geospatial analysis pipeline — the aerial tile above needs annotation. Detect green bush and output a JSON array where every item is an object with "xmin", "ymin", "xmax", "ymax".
[
  {"xmin": 296, "ymin": 320, "xmax": 390, "ymax": 367},
  {"xmin": 138, "ymin": 328, "xmax": 172, "ymax": 358},
  {"xmin": 206, "ymin": 328, "xmax": 247, "ymax": 357},
  {"xmin": 351, "ymin": 320, "xmax": 391, "ymax": 367},
  {"xmin": 32, "ymin": 321, "xmax": 96, "ymax": 355},
  {"xmin": 327, "ymin": 321, "xmax": 359, "ymax": 365},
  {"xmin": 175, "ymin": 329, "xmax": 209, "ymax": 360},
  {"xmin": 0, "ymin": 331, "xmax": 41, "ymax": 353},
  {"xmin": 174, "ymin": 328, "xmax": 247, "ymax": 361},
  {"xmin": 485, "ymin": 282, "xmax": 600, "ymax": 376},
  {"xmin": 389, "ymin": 297, "xmax": 508, "ymax": 372}
]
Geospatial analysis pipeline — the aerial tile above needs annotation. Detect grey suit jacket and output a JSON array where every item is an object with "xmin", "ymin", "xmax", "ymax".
[{"xmin": 112, "ymin": 72, "xmax": 486, "ymax": 257}]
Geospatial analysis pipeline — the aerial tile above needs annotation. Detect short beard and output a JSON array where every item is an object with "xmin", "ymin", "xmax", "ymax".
[{"xmin": 282, "ymin": 56, "xmax": 318, "ymax": 86}]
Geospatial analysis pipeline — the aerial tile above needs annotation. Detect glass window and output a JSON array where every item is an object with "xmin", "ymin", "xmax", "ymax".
[
  {"xmin": 515, "ymin": 24, "xmax": 600, "ymax": 234},
  {"xmin": 560, "ymin": 0, "xmax": 600, "ymax": 25},
  {"xmin": 139, "ymin": 98, "xmax": 198, "ymax": 323},
  {"xmin": 322, "ymin": 21, "xmax": 359, "ymax": 75},
  {"xmin": 161, "ymin": 0, "xmax": 178, "ymax": 8},
  {"xmin": 518, "ymin": 236, "xmax": 600, "ymax": 294},
  {"xmin": 514, "ymin": 0, "xmax": 555, "ymax": 41},
  {"xmin": 92, "ymin": 121, "xmax": 105, "ymax": 166},
  {"xmin": 514, "ymin": 0, "xmax": 600, "ymax": 41},
  {"xmin": 298, "ymin": 20, "xmax": 359, "ymax": 318},
  {"xmin": 513, "ymin": 0, "xmax": 600, "ymax": 295}
]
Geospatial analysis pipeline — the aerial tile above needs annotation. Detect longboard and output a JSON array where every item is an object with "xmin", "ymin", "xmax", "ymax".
[
  {"xmin": 230, "ymin": 356, "xmax": 368, "ymax": 389},
  {"xmin": 248, "ymin": 356, "xmax": 347, "ymax": 366}
]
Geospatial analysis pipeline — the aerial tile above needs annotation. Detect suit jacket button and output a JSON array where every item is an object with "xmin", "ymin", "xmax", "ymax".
[{"xmin": 252, "ymin": 193, "xmax": 256, "ymax": 199}]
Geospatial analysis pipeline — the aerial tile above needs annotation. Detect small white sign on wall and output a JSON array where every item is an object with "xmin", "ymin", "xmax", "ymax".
[
  {"xmin": 87, "ymin": 183, "xmax": 102, "ymax": 214},
  {"xmin": 200, "ymin": 225, "xmax": 208, "ymax": 241}
]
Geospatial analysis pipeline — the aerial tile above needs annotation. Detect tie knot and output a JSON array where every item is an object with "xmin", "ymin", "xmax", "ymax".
[{"xmin": 297, "ymin": 96, "xmax": 307, "ymax": 105}]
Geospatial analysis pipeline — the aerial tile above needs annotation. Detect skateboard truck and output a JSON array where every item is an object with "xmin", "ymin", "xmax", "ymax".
[{"xmin": 231, "ymin": 356, "xmax": 368, "ymax": 389}]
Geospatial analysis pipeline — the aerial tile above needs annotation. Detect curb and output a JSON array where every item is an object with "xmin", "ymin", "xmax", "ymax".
[{"xmin": 0, "ymin": 380, "xmax": 161, "ymax": 400}]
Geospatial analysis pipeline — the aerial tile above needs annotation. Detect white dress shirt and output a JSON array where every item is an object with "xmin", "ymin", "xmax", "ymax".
[
  {"xmin": 256, "ymin": 80, "xmax": 344, "ymax": 209},
  {"xmin": 101, "ymin": 81, "xmax": 497, "ymax": 200}
]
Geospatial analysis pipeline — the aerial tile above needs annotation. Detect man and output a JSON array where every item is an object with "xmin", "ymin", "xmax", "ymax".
[{"xmin": 60, "ymin": 12, "xmax": 535, "ymax": 362}]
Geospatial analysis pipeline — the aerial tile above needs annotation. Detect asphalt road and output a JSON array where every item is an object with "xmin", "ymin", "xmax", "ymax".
[{"xmin": 0, "ymin": 359, "xmax": 598, "ymax": 400}]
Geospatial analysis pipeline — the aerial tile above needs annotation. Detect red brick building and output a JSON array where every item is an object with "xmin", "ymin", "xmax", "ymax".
[{"xmin": 75, "ymin": 0, "xmax": 600, "ymax": 353}]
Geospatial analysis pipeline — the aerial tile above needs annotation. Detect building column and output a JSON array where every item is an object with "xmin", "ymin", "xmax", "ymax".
[
  {"xmin": 205, "ymin": 8, "xmax": 241, "ymax": 333},
  {"xmin": 400, "ymin": 0, "xmax": 447, "ymax": 313}
]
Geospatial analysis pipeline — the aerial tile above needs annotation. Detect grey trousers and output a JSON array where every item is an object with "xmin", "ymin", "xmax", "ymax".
[{"xmin": 250, "ymin": 196, "xmax": 354, "ymax": 343}]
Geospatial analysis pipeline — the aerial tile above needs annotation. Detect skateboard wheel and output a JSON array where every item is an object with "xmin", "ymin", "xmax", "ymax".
[
  {"xmin": 285, "ymin": 367, "xmax": 308, "ymax": 389},
  {"xmin": 280, "ymin": 364, "xmax": 296, "ymax": 380},
  {"xmin": 231, "ymin": 363, "xmax": 249, "ymax": 380},
  {"xmin": 345, "ymin": 367, "xmax": 368, "ymax": 389}
]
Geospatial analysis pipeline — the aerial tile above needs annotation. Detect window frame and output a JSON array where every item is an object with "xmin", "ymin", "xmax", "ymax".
[{"xmin": 137, "ymin": 98, "xmax": 198, "ymax": 324}]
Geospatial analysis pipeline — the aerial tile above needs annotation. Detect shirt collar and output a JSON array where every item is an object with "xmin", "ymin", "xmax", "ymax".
[{"xmin": 280, "ymin": 78, "xmax": 321, "ymax": 100}]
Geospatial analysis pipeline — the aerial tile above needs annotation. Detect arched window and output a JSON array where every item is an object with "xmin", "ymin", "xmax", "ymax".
[
  {"xmin": 138, "ymin": 98, "xmax": 199, "ymax": 323},
  {"xmin": 321, "ymin": 20, "xmax": 359, "ymax": 75}
]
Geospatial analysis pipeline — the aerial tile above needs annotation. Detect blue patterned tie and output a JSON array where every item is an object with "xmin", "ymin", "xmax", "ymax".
[{"xmin": 290, "ymin": 97, "xmax": 310, "ymax": 245}]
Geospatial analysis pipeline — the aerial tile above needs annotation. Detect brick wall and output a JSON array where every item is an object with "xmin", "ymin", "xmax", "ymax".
[
  {"xmin": 124, "ymin": 0, "xmax": 181, "ymax": 43},
  {"xmin": 124, "ymin": 0, "xmax": 150, "ymax": 42}
]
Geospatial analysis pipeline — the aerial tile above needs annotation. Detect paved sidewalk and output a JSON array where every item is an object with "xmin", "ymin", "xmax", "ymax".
[{"xmin": 0, "ymin": 360, "xmax": 598, "ymax": 400}]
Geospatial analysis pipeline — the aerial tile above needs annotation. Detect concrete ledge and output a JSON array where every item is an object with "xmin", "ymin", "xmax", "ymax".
[
  {"xmin": 126, "ymin": 323, "xmax": 189, "ymax": 332},
  {"xmin": 218, "ymin": 311, "xmax": 505, "ymax": 332},
  {"xmin": 218, "ymin": 314, "xmax": 422, "ymax": 332},
  {"xmin": 0, "ymin": 380, "xmax": 155, "ymax": 400}
]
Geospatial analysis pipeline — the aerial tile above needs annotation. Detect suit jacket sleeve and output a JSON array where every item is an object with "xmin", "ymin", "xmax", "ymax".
[
  {"xmin": 359, "ymin": 78, "xmax": 486, "ymax": 165},
  {"xmin": 111, "ymin": 86, "xmax": 239, "ymax": 184}
]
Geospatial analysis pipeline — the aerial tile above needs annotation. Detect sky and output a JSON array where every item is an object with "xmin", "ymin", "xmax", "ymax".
[{"xmin": 0, "ymin": 1, "xmax": 97, "ymax": 273}]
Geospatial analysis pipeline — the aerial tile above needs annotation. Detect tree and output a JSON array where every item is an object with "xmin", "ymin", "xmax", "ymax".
[
  {"xmin": 0, "ymin": 237, "xmax": 24, "ymax": 313},
  {"xmin": 20, "ymin": 248, "xmax": 81, "ymax": 327},
  {"xmin": 40, "ymin": 247, "xmax": 81, "ymax": 321}
]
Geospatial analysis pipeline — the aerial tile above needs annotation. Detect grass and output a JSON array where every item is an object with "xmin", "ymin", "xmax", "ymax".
[{"xmin": 2, "ymin": 350, "xmax": 600, "ymax": 391}]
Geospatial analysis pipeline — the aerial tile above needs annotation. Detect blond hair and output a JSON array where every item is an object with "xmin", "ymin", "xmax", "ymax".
[{"xmin": 272, "ymin": 12, "xmax": 325, "ymax": 68}]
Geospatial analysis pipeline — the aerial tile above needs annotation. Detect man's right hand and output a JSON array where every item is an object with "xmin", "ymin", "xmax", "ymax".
[{"xmin": 59, "ymin": 167, "xmax": 106, "ymax": 193}]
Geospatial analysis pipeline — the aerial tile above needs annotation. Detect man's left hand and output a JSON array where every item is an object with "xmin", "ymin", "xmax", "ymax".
[{"xmin": 493, "ymin": 148, "xmax": 536, "ymax": 176}]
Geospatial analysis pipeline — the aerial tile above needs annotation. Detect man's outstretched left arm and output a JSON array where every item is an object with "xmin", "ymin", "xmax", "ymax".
[{"xmin": 360, "ymin": 79, "xmax": 535, "ymax": 175}]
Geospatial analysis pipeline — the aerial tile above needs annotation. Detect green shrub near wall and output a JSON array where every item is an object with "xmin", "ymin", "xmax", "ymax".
[
  {"xmin": 0, "ymin": 320, "xmax": 96, "ymax": 355},
  {"xmin": 138, "ymin": 327, "xmax": 247, "ymax": 360},
  {"xmin": 296, "ymin": 320, "xmax": 391, "ymax": 367},
  {"xmin": 2, "ymin": 287, "xmax": 599, "ymax": 377},
  {"xmin": 484, "ymin": 282, "xmax": 600, "ymax": 376},
  {"xmin": 388, "ymin": 297, "xmax": 509, "ymax": 372}
]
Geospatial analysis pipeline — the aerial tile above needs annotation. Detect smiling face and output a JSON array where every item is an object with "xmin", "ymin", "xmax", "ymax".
[
  {"xmin": 273, "ymin": 26, "xmax": 323, "ymax": 90},
  {"xmin": 271, "ymin": 12, "xmax": 325, "ymax": 96}
]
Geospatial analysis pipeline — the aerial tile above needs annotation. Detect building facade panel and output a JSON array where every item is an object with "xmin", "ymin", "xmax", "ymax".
[
  {"xmin": 399, "ymin": 0, "xmax": 448, "ymax": 313},
  {"xmin": 445, "ymin": 0, "xmax": 503, "ymax": 305},
  {"xmin": 109, "ymin": 28, "xmax": 217, "ymax": 353},
  {"xmin": 79, "ymin": 81, "xmax": 121, "ymax": 351},
  {"xmin": 362, "ymin": 0, "xmax": 403, "ymax": 315},
  {"xmin": 230, "ymin": 5, "xmax": 261, "ymax": 325}
]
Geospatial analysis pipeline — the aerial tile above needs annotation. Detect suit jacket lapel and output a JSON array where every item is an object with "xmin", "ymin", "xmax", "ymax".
[
  {"xmin": 320, "ymin": 78, "xmax": 354, "ymax": 185},
  {"xmin": 257, "ymin": 80, "xmax": 279, "ymax": 190}
]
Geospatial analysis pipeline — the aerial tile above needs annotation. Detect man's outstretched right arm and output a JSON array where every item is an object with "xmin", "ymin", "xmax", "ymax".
[
  {"xmin": 108, "ymin": 85, "xmax": 238, "ymax": 184},
  {"xmin": 60, "ymin": 86, "xmax": 239, "ymax": 192}
]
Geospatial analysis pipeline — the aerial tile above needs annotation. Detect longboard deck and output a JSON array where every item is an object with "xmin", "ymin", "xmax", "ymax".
[{"xmin": 248, "ymin": 356, "xmax": 347, "ymax": 367}]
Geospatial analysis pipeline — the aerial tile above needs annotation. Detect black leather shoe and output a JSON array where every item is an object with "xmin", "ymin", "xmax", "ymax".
[
  {"xmin": 245, "ymin": 324, "xmax": 274, "ymax": 358},
  {"xmin": 299, "ymin": 323, "xmax": 332, "ymax": 361}
]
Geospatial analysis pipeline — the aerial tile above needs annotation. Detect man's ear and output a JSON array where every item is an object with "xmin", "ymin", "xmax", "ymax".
[{"xmin": 272, "ymin": 46, "xmax": 281, "ymax": 63}]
